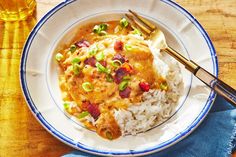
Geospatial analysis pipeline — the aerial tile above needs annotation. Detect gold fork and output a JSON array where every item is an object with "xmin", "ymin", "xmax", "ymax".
[{"xmin": 126, "ymin": 10, "xmax": 236, "ymax": 106}]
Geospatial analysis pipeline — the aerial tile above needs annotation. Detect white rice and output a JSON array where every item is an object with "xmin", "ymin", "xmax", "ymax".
[{"xmin": 114, "ymin": 44, "xmax": 183, "ymax": 136}]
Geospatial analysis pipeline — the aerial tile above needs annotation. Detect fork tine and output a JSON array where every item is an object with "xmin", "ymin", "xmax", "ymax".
[
  {"xmin": 128, "ymin": 10, "xmax": 156, "ymax": 31},
  {"xmin": 125, "ymin": 13, "xmax": 152, "ymax": 35}
]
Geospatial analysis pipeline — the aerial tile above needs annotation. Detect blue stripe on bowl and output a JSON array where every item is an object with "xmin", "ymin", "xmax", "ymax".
[{"xmin": 20, "ymin": 0, "xmax": 218, "ymax": 156}]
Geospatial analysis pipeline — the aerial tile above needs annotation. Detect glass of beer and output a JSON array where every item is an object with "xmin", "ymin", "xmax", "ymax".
[{"xmin": 0, "ymin": 0, "xmax": 36, "ymax": 21}]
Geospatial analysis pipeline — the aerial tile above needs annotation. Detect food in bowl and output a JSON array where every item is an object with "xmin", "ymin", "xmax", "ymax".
[{"xmin": 55, "ymin": 18, "xmax": 183, "ymax": 140}]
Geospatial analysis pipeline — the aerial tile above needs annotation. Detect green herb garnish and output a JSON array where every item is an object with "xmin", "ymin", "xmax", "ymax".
[
  {"xmin": 111, "ymin": 60, "xmax": 122, "ymax": 68},
  {"xmin": 55, "ymin": 53, "xmax": 64, "ymax": 61},
  {"xmin": 120, "ymin": 18, "xmax": 129, "ymax": 28},
  {"xmin": 77, "ymin": 111, "xmax": 89, "ymax": 119},
  {"xmin": 106, "ymin": 131, "xmax": 113, "ymax": 140},
  {"xmin": 160, "ymin": 81, "xmax": 168, "ymax": 91},
  {"xmin": 132, "ymin": 28, "xmax": 142, "ymax": 36},
  {"xmin": 71, "ymin": 57, "xmax": 81, "ymax": 64},
  {"xmin": 95, "ymin": 52, "xmax": 105, "ymax": 61},
  {"xmin": 70, "ymin": 44, "xmax": 77, "ymax": 53},
  {"xmin": 95, "ymin": 62, "xmax": 110, "ymax": 74},
  {"xmin": 122, "ymin": 76, "xmax": 131, "ymax": 81},
  {"xmin": 82, "ymin": 82, "xmax": 94, "ymax": 92},
  {"xmin": 73, "ymin": 63, "xmax": 80, "ymax": 75},
  {"xmin": 106, "ymin": 74, "xmax": 114, "ymax": 82},
  {"xmin": 119, "ymin": 80, "xmax": 129, "ymax": 91},
  {"xmin": 63, "ymin": 103, "xmax": 70, "ymax": 109},
  {"xmin": 88, "ymin": 45, "xmax": 98, "ymax": 56},
  {"xmin": 124, "ymin": 44, "xmax": 133, "ymax": 51},
  {"xmin": 93, "ymin": 23, "xmax": 108, "ymax": 35}
]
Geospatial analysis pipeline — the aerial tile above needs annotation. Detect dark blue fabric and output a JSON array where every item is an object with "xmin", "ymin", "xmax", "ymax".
[{"xmin": 63, "ymin": 96, "xmax": 236, "ymax": 157}]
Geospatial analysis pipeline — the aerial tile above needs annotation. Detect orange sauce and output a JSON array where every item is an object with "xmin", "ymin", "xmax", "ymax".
[{"xmin": 57, "ymin": 20, "xmax": 164, "ymax": 140}]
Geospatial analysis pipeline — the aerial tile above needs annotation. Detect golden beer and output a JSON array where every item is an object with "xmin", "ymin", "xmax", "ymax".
[{"xmin": 0, "ymin": 0, "xmax": 36, "ymax": 21}]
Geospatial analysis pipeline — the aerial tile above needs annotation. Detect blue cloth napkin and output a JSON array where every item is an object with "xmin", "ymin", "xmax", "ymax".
[{"xmin": 63, "ymin": 95, "xmax": 236, "ymax": 157}]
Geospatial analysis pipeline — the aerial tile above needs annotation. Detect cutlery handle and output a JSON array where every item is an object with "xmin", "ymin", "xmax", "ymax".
[
  {"xmin": 193, "ymin": 63, "xmax": 236, "ymax": 106},
  {"xmin": 165, "ymin": 47, "xmax": 236, "ymax": 106}
]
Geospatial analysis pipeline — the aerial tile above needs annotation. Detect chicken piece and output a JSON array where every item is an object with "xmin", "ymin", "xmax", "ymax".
[{"xmin": 96, "ymin": 112, "xmax": 121, "ymax": 140}]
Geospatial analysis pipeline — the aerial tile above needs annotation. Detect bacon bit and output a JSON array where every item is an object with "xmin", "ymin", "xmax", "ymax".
[
  {"xmin": 82, "ymin": 101, "xmax": 100, "ymax": 120},
  {"xmin": 119, "ymin": 87, "xmax": 131, "ymax": 98},
  {"xmin": 84, "ymin": 57, "xmax": 96, "ymax": 67},
  {"xmin": 114, "ymin": 68, "xmax": 127, "ymax": 84},
  {"xmin": 114, "ymin": 40, "xmax": 123, "ymax": 51},
  {"xmin": 112, "ymin": 54, "xmax": 126, "ymax": 63},
  {"xmin": 99, "ymin": 60, "xmax": 107, "ymax": 67},
  {"xmin": 121, "ymin": 63, "xmax": 133, "ymax": 73},
  {"xmin": 87, "ymin": 103, "xmax": 100, "ymax": 120},
  {"xmin": 139, "ymin": 82, "xmax": 150, "ymax": 92},
  {"xmin": 75, "ymin": 39, "xmax": 90, "ymax": 48}
]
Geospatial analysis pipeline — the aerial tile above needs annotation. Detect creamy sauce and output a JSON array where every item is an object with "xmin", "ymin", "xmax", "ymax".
[{"xmin": 57, "ymin": 20, "xmax": 166, "ymax": 140}]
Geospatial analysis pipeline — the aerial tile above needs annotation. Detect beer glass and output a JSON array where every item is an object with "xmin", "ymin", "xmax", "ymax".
[{"xmin": 0, "ymin": 0, "xmax": 36, "ymax": 21}]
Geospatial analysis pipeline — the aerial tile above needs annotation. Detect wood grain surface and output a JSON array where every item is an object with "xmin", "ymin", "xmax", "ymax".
[{"xmin": 0, "ymin": 0, "xmax": 235, "ymax": 157}]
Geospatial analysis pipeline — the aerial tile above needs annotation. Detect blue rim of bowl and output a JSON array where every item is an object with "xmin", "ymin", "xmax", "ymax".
[{"xmin": 20, "ymin": 0, "xmax": 218, "ymax": 156}]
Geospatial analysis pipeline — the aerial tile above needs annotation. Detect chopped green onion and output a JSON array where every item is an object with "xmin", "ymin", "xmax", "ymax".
[
  {"xmin": 96, "ymin": 62, "xmax": 106, "ymax": 72},
  {"xmin": 55, "ymin": 53, "xmax": 64, "ymax": 61},
  {"xmin": 77, "ymin": 111, "xmax": 89, "ymax": 119},
  {"xmin": 119, "ymin": 80, "xmax": 128, "ymax": 91},
  {"xmin": 71, "ymin": 57, "xmax": 81, "ymax": 64},
  {"xmin": 63, "ymin": 103, "xmax": 70, "ymax": 109},
  {"xmin": 93, "ymin": 25, "xmax": 100, "ymax": 33},
  {"xmin": 160, "ymin": 82, "xmax": 168, "ymax": 91},
  {"xmin": 125, "ymin": 44, "xmax": 133, "ymax": 51},
  {"xmin": 73, "ymin": 63, "xmax": 80, "ymax": 75},
  {"xmin": 106, "ymin": 74, "xmax": 113, "ymax": 82},
  {"xmin": 95, "ymin": 52, "xmax": 105, "ymax": 61},
  {"xmin": 70, "ymin": 44, "xmax": 77, "ymax": 53},
  {"xmin": 95, "ymin": 62, "xmax": 110, "ymax": 74},
  {"xmin": 106, "ymin": 131, "xmax": 113, "ymax": 140},
  {"xmin": 111, "ymin": 60, "xmax": 122, "ymax": 68},
  {"xmin": 82, "ymin": 82, "xmax": 94, "ymax": 92},
  {"xmin": 132, "ymin": 28, "xmax": 142, "ymax": 36},
  {"xmin": 122, "ymin": 75, "xmax": 131, "ymax": 81},
  {"xmin": 100, "ymin": 24, "xmax": 108, "ymax": 31},
  {"xmin": 107, "ymin": 69, "xmax": 111, "ymax": 74},
  {"xmin": 88, "ymin": 45, "xmax": 98, "ymax": 56},
  {"xmin": 93, "ymin": 23, "xmax": 108, "ymax": 35},
  {"xmin": 120, "ymin": 18, "xmax": 129, "ymax": 28}
]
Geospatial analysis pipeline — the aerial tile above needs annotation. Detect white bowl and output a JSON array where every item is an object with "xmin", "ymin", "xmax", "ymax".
[{"xmin": 20, "ymin": 0, "xmax": 217, "ymax": 156}]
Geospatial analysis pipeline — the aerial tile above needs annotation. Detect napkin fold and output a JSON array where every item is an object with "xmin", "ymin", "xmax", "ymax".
[{"xmin": 63, "ymin": 96, "xmax": 236, "ymax": 157}]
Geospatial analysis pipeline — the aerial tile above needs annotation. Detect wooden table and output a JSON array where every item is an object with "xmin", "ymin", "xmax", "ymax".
[{"xmin": 0, "ymin": 0, "xmax": 235, "ymax": 156}]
